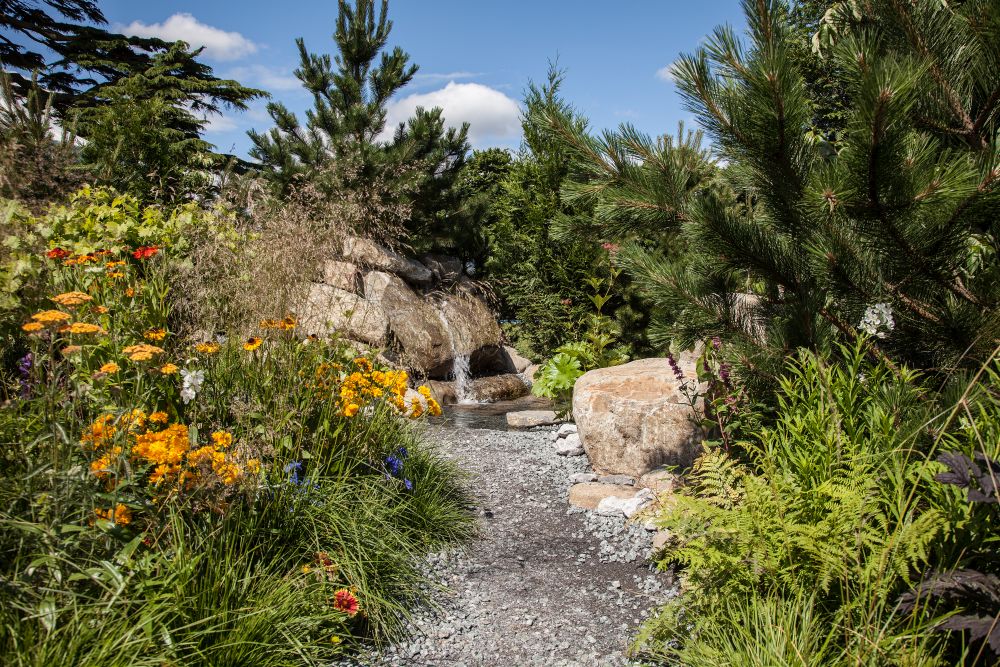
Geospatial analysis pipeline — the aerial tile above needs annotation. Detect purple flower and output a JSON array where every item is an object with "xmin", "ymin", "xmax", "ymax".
[
  {"xmin": 284, "ymin": 460, "xmax": 304, "ymax": 486},
  {"xmin": 666, "ymin": 354, "xmax": 684, "ymax": 381},
  {"xmin": 719, "ymin": 363, "xmax": 732, "ymax": 389},
  {"xmin": 711, "ymin": 336, "xmax": 722, "ymax": 351},
  {"xmin": 404, "ymin": 479, "xmax": 413, "ymax": 491},
  {"xmin": 385, "ymin": 455, "xmax": 404, "ymax": 477},
  {"xmin": 17, "ymin": 353, "xmax": 33, "ymax": 398}
]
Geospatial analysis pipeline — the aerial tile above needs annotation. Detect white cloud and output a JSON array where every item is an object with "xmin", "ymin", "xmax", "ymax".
[
  {"xmin": 227, "ymin": 65, "xmax": 301, "ymax": 92},
  {"xmin": 656, "ymin": 63, "xmax": 678, "ymax": 82},
  {"xmin": 203, "ymin": 112, "xmax": 239, "ymax": 134},
  {"xmin": 380, "ymin": 82, "xmax": 521, "ymax": 148},
  {"xmin": 412, "ymin": 71, "xmax": 482, "ymax": 85},
  {"xmin": 116, "ymin": 13, "xmax": 257, "ymax": 61}
]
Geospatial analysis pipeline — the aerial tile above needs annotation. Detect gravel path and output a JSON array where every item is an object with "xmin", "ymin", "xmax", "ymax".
[{"xmin": 341, "ymin": 424, "xmax": 677, "ymax": 667}]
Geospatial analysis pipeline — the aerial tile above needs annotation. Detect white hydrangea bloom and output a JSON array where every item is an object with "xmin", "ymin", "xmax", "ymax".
[{"xmin": 859, "ymin": 303, "xmax": 895, "ymax": 339}]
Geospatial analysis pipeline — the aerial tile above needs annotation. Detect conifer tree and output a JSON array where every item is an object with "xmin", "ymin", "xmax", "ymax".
[
  {"xmin": 546, "ymin": 0, "xmax": 1000, "ymax": 381},
  {"xmin": 249, "ymin": 0, "xmax": 470, "ymax": 248}
]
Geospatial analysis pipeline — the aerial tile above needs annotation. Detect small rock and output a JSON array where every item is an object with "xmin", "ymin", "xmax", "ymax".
[
  {"xmin": 569, "ymin": 472, "xmax": 598, "ymax": 484},
  {"xmin": 638, "ymin": 467, "xmax": 683, "ymax": 494},
  {"xmin": 652, "ymin": 530, "xmax": 672, "ymax": 552},
  {"xmin": 567, "ymin": 482, "xmax": 640, "ymax": 510},
  {"xmin": 555, "ymin": 440, "xmax": 585, "ymax": 456},
  {"xmin": 598, "ymin": 474, "xmax": 635, "ymax": 486},
  {"xmin": 556, "ymin": 423, "xmax": 578, "ymax": 439}
]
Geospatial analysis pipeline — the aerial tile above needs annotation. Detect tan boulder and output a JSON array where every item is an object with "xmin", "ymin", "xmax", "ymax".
[
  {"xmin": 321, "ymin": 260, "xmax": 362, "ymax": 293},
  {"xmin": 572, "ymin": 356, "xmax": 703, "ymax": 478},
  {"xmin": 363, "ymin": 271, "xmax": 452, "ymax": 375},
  {"xmin": 426, "ymin": 380, "xmax": 457, "ymax": 405},
  {"xmin": 343, "ymin": 236, "xmax": 432, "ymax": 285},
  {"xmin": 298, "ymin": 283, "xmax": 388, "ymax": 344},
  {"xmin": 567, "ymin": 482, "xmax": 641, "ymax": 510}
]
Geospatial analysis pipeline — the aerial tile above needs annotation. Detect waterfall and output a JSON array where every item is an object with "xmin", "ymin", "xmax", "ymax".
[{"xmin": 434, "ymin": 301, "xmax": 475, "ymax": 404}]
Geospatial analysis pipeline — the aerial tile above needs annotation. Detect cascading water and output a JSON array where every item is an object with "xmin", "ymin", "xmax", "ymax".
[{"xmin": 434, "ymin": 301, "xmax": 475, "ymax": 404}]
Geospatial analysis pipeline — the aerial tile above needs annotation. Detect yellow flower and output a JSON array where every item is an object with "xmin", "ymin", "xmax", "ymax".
[
  {"xmin": 22, "ymin": 321, "xmax": 44, "ymax": 333},
  {"xmin": 149, "ymin": 411, "xmax": 169, "ymax": 424},
  {"xmin": 344, "ymin": 403, "xmax": 360, "ymax": 418},
  {"xmin": 195, "ymin": 341, "xmax": 220, "ymax": 354},
  {"xmin": 94, "ymin": 503, "xmax": 132, "ymax": 526},
  {"xmin": 279, "ymin": 315, "xmax": 297, "ymax": 331},
  {"xmin": 144, "ymin": 327, "xmax": 167, "ymax": 341},
  {"xmin": 427, "ymin": 398, "xmax": 443, "ymax": 417},
  {"xmin": 159, "ymin": 363, "xmax": 179, "ymax": 375},
  {"xmin": 99, "ymin": 362, "xmax": 120, "ymax": 374},
  {"xmin": 211, "ymin": 431, "xmax": 233, "ymax": 449},
  {"xmin": 31, "ymin": 309, "xmax": 71, "ymax": 326},
  {"xmin": 94, "ymin": 305, "xmax": 109, "ymax": 314},
  {"xmin": 302, "ymin": 564, "xmax": 313, "ymax": 574},
  {"xmin": 63, "ymin": 322, "xmax": 104, "ymax": 335},
  {"xmin": 243, "ymin": 336, "xmax": 263, "ymax": 351},
  {"xmin": 330, "ymin": 635, "xmax": 342, "ymax": 645},
  {"xmin": 125, "ymin": 288, "xmax": 135, "ymax": 297},
  {"xmin": 246, "ymin": 458, "xmax": 261, "ymax": 474},
  {"xmin": 417, "ymin": 385, "xmax": 432, "ymax": 399},
  {"xmin": 51, "ymin": 291, "xmax": 93, "ymax": 307},
  {"xmin": 107, "ymin": 272, "xmax": 125, "ymax": 280},
  {"xmin": 123, "ymin": 343, "xmax": 165, "ymax": 362}
]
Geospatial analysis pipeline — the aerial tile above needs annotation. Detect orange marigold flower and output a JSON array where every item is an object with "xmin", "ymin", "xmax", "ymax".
[
  {"xmin": 243, "ymin": 336, "xmax": 263, "ymax": 351},
  {"xmin": 195, "ymin": 341, "xmax": 220, "ymax": 354},
  {"xmin": 144, "ymin": 327, "xmax": 167, "ymax": 341},
  {"xmin": 159, "ymin": 363, "xmax": 179, "ymax": 375},
  {"xmin": 61, "ymin": 345, "xmax": 83, "ymax": 356},
  {"xmin": 94, "ymin": 503, "xmax": 132, "ymax": 526},
  {"xmin": 94, "ymin": 305, "xmax": 110, "ymax": 314},
  {"xmin": 22, "ymin": 321, "xmax": 44, "ymax": 333},
  {"xmin": 343, "ymin": 403, "xmax": 360, "ymax": 418},
  {"xmin": 211, "ymin": 431, "xmax": 233, "ymax": 449},
  {"xmin": 333, "ymin": 589, "xmax": 359, "ymax": 616},
  {"xmin": 149, "ymin": 411, "xmax": 169, "ymax": 424},
  {"xmin": 100, "ymin": 362, "xmax": 120, "ymax": 374},
  {"xmin": 51, "ymin": 291, "xmax": 93, "ymax": 307},
  {"xmin": 279, "ymin": 315, "xmax": 297, "ymax": 331},
  {"xmin": 125, "ymin": 288, "xmax": 136, "ymax": 298}
]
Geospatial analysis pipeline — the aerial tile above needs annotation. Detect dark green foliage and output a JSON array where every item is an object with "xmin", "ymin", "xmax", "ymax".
[
  {"xmin": 547, "ymin": 0, "xmax": 1000, "ymax": 389},
  {"xmin": 75, "ymin": 44, "xmax": 265, "ymax": 203},
  {"xmin": 482, "ymin": 67, "xmax": 607, "ymax": 358},
  {"xmin": 449, "ymin": 147, "xmax": 513, "ymax": 265},
  {"xmin": 249, "ymin": 0, "xmax": 470, "ymax": 248}
]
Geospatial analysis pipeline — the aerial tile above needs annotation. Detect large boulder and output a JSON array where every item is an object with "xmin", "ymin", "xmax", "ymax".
[
  {"xmin": 343, "ymin": 236, "xmax": 433, "ymax": 286},
  {"xmin": 298, "ymin": 283, "xmax": 388, "ymax": 344},
  {"xmin": 363, "ymin": 271, "xmax": 451, "ymax": 374},
  {"xmin": 321, "ymin": 260, "xmax": 362, "ymax": 293},
  {"xmin": 500, "ymin": 345, "xmax": 532, "ymax": 374},
  {"xmin": 420, "ymin": 254, "xmax": 463, "ymax": 283},
  {"xmin": 572, "ymin": 356, "xmax": 702, "ymax": 478},
  {"xmin": 434, "ymin": 292, "xmax": 504, "ymax": 376}
]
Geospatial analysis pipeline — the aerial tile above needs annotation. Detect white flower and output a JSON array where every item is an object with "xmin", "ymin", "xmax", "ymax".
[
  {"xmin": 180, "ymin": 369, "xmax": 205, "ymax": 404},
  {"xmin": 859, "ymin": 303, "xmax": 895, "ymax": 339}
]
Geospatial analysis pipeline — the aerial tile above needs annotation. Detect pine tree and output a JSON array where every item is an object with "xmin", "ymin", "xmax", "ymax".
[
  {"xmin": 547, "ymin": 0, "xmax": 1000, "ymax": 382},
  {"xmin": 249, "ymin": 0, "xmax": 470, "ymax": 248}
]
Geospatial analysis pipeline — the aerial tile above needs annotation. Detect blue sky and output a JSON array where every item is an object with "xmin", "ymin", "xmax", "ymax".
[{"xmin": 99, "ymin": 1, "xmax": 746, "ymax": 158}]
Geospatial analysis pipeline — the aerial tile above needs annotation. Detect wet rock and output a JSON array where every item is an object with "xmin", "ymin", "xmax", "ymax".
[
  {"xmin": 507, "ymin": 410, "xmax": 559, "ymax": 428},
  {"xmin": 467, "ymin": 374, "xmax": 530, "ymax": 402}
]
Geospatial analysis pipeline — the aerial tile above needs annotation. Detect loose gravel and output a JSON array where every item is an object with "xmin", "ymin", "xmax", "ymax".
[{"xmin": 338, "ymin": 425, "xmax": 677, "ymax": 666}]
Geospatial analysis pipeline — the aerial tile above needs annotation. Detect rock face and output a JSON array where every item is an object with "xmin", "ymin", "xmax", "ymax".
[
  {"xmin": 344, "ymin": 236, "xmax": 433, "ymax": 285},
  {"xmin": 321, "ymin": 260, "xmax": 362, "ymax": 293},
  {"xmin": 298, "ymin": 283, "xmax": 389, "ymax": 344},
  {"xmin": 363, "ymin": 271, "xmax": 452, "ymax": 375},
  {"xmin": 572, "ymin": 356, "xmax": 702, "ymax": 478},
  {"xmin": 436, "ymin": 293, "xmax": 504, "ymax": 377},
  {"xmin": 420, "ymin": 254, "xmax": 463, "ymax": 283}
]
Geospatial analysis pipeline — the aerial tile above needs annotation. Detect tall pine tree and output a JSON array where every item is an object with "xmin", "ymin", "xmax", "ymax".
[
  {"xmin": 545, "ymin": 0, "xmax": 1000, "ymax": 383},
  {"xmin": 249, "ymin": 0, "xmax": 470, "ymax": 249}
]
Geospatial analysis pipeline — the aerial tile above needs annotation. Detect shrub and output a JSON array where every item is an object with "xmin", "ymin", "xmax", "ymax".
[{"xmin": 638, "ymin": 341, "xmax": 1000, "ymax": 665}]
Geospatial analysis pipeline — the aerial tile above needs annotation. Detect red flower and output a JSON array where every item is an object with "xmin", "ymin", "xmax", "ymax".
[
  {"xmin": 132, "ymin": 246, "xmax": 160, "ymax": 260},
  {"xmin": 601, "ymin": 242, "xmax": 620, "ymax": 253},
  {"xmin": 47, "ymin": 247, "xmax": 70, "ymax": 260},
  {"xmin": 333, "ymin": 589, "xmax": 359, "ymax": 616}
]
